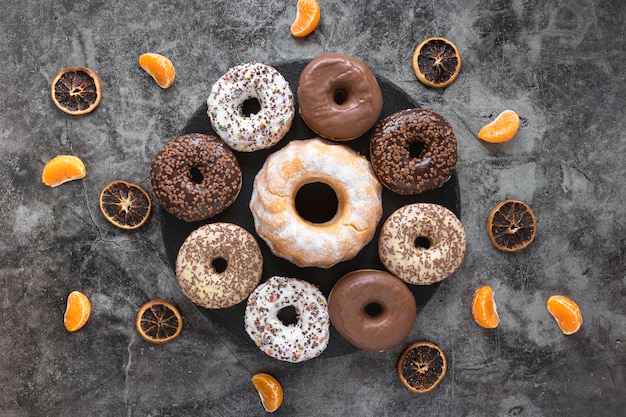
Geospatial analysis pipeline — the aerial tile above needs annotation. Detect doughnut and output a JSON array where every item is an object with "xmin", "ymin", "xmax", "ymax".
[
  {"xmin": 370, "ymin": 108, "xmax": 457, "ymax": 195},
  {"xmin": 328, "ymin": 270, "xmax": 417, "ymax": 352},
  {"xmin": 176, "ymin": 222, "xmax": 263, "ymax": 309},
  {"xmin": 249, "ymin": 138, "xmax": 383, "ymax": 268},
  {"xmin": 150, "ymin": 133, "xmax": 242, "ymax": 222},
  {"xmin": 207, "ymin": 62, "xmax": 295, "ymax": 152},
  {"xmin": 378, "ymin": 203, "xmax": 466, "ymax": 285},
  {"xmin": 298, "ymin": 53, "xmax": 383, "ymax": 141},
  {"xmin": 244, "ymin": 276, "xmax": 330, "ymax": 363}
]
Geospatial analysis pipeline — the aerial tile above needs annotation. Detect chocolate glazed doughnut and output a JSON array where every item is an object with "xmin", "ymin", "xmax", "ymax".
[
  {"xmin": 328, "ymin": 270, "xmax": 417, "ymax": 352},
  {"xmin": 297, "ymin": 53, "xmax": 383, "ymax": 141},
  {"xmin": 370, "ymin": 108, "xmax": 457, "ymax": 195}
]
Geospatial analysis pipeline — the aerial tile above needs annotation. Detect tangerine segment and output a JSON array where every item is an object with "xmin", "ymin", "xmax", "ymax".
[
  {"xmin": 397, "ymin": 341, "xmax": 447, "ymax": 394},
  {"xmin": 546, "ymin": 295, "xmax": 582, "ymax": 335},
  {"xmin": 478, "ymin": 110, "xmax": 521, "ymax": 143},
  {"xmin": 251, "ymin": 373, "xmax": 283, "ymax": 413},
  {"xmin": 64, "ymin": 291, "xmax": 91, "ymax": 332},
  {"xmin": 51, "ymin": 67, "xmax": 101, "ymax": 115},
  {"xmin": 290, "ymin": 0, "xmax": 321, "ymax": 37},
  {"xmin": 99, "ymin": 180, "xmax": 151, "ymax": 230},
  {"xmin": 41, "ymin": 155, "xmax": 87, "ymax": 187},
  {"xmin": 487, "ymin": 199, "xmax": 537, "ymax": 252},
  {"xmin": 138, "ymin": 53, "xmax": 176, "ymax": 89},
  {"xmin": 412, "ymin": 37, "xmax": 461, "ymax": 88},
  {"xmin": 135, "ymin": 300, "xmax": 183, "ymax": 344},
  {"xmin": 471, "ymin": 285, "xmax": 499, "ymax": 329}
]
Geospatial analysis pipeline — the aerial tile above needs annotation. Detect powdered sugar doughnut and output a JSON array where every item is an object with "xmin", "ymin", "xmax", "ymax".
[
  {"xmin": 207, "ymin": 62, "xmax": 295, "ymax": 152},
  {"xmin": 244, "ymin": 276, "xmax": 330, "ymax": 363},
  {"xmin": 378, "ymin": 203, "xmax": 466, "ymax": 285}
]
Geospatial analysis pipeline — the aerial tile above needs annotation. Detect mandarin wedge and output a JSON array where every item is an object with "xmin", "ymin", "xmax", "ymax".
[
  {"xmin": 251, "ymin": 373, "xmax": 283, "ymax": 412},
  {"xmin": 42, "ymin": 155, "xmax": 87, "ymax": 187},
  {"xmin": 290, "ymin": 0, "xmax": 321, "ymax": 37},
  {"xmin": 478, "ymin": 110, "xmax": 520, "ymax": 143},
  {"xmin": 546, "ymin": 295, "xmax": 582, "ymax": 335},
  {"xmin": 139, "ymin": 53, "xmax": 176, "ymax": 89},
  {"xmin": 471, "ymin": 285, "xmax": 499, "ymax": 329},
  {"xmin": 64, "ymin": 291, "xmax": 91, "ymax": 332}
]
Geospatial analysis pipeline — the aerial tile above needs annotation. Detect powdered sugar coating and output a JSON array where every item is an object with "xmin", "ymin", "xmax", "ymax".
[
  {"xmin": 176, "ymin": 223, "xmax": 263, "ymax": 309},
  {"xmin": 378, "ymin": 203, "xmax": 466, "ymax": 285},
  {"xmin": 207, "ymin": 62, "xmax": 295, "ymax": 152},
  {"xmin": 249, "ymin": 138, "xmax": 383, "ymax": 268},
  {"xmin": 244, "ymin": 276, "xmax": 330, "ymax": 363}
]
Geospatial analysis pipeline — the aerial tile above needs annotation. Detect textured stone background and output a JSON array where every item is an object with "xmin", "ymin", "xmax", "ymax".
[{"xmin": 1, "ymin": 0, "xmax": 624, "ymax": 416}]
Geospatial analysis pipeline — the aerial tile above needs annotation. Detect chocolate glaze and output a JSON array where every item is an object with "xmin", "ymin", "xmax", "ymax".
[
  {"xmin": 328, "ymin": 269, "xmax": 417, "ymax": 352},
  {"xmin": 298, "ymin": 53, "xmax": 383, "ymax": 141}
]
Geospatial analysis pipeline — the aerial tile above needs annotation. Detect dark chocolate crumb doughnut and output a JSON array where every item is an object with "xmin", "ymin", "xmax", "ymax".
[
  {"xmin": 150, "ymin": 133, "xmax": 242, "ymax": 222},
  {"xmin": 370, "ymin": 108, "xmax": 457, "ymax": 195}
]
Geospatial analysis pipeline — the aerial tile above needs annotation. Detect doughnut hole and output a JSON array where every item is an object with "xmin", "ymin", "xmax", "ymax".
[
  {"xmin": 333, "ymin": 89, "xmax": 347, "ymax": 105},
  {"xmin": 189, "ymin": 166, "xmax": 204, "ymax": 184},
  {"xmin": 294, "ymin": 182, "xmax": 339, "ymax": 224},
  {"xmin": 241, "ymin": 97, "xmax": 262, "ymax": 117},
  {"xmin": 211, "ymin": 257, "xmax": 227, "ymax": 273},
  {"xmin": 277, "ymin": 305, "xmax": 299, "ymax": 326},
  {"xmin": 409, "ymin": 140, "xmax": 425, "ymax": 159},
  {"xmin": 329, "ymin": 82, "xmax": 350, "ymax": 108},
  {"xmin": 364, "ymin": 301, "xmax": 383, "ymax": 318},
  {"xmin": 414, "ymin": 236, "xmax": 432, "ymax": 249}
]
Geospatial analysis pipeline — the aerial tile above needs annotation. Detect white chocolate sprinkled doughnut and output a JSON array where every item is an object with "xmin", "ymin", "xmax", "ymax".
[
  {"xmin": 207, "ymin": 62, "xmax": 295, "ymax": 152},
  {"xmin": 378, "ymin": 203, "xmax": 466, "ymax": 285},
  {"xmin": 244, "ymin": 276, "xmax": 330, "ymax": 363}
]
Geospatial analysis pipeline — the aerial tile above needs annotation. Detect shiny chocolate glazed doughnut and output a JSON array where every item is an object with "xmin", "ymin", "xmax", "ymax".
[{"xmin": 297, "ymin": 53, "xmax": 383, "ymax": 141}]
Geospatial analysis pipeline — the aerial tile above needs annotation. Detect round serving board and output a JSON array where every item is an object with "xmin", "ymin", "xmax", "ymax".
[{"xmin": 160, "ymin": 60, "xmax": 461, "ymax": 358}]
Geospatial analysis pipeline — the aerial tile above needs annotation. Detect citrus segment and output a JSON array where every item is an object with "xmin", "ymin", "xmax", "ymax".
[
  {"xmin": 290, "ymin": 0, "xmax": 321, "ymax": 37},
  {"xmin": 397, "ymin": 341, "xmax": 447, "ymax": 394},
  {"xmin": 546, "ymin": 295, "xmax": 582, "ymax": 335},
  {"xmin": 138, "ymin": 53, "xmax": 176, "ymax": 89},
  {"xmin": 99, "ymin": 180, "xmax": 151, "ymax": 230},
  {"xmin": 251, "ymin": 373, "xmax": 283, "ymax": 412},
  {"xmin": 41, "ymin": 155, "xmax": 87, "ymax": 187},
  {"xmin": 471, "ymin": 285, "xmax": 499, "ymax": 329},
  {"xmin": 487, "ymin": 199, "xmax": 537, "ymax": 252},
  {"xmin": 412, "ymin": 37, "xmax": 461, "ymax": 88},
  {"xmin": 478, "ymin": 110, "xmax": 520, "ymax": 143},
  {"xmin": 51, "ymin": 67, "xmax": 101, "ymax": 115},
  {"xmin": 135, "ymin": 300, "xmax": 183, "ymax": 344},
  {"xmin": 64, "ymin": 291, "xmax": 91, "ymax": 332}
]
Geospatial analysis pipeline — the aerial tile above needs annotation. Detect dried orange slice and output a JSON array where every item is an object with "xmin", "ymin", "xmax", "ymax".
[
  {"xmin": 546, "ymin": 295, "xmax": 582, "ymax": 335},
  {"xmin": 251, "ymin": 373, "xmax": 283, "ymax": 412},
  {"xmin": 412, "ymin": 37, "xmax": 461, "ymax": 88},
  {"xmin": 290, "ymin": 0, "xmax": 321, "ymax": 38},
  {"xmin": 136, "ymin": 300, "xmax": 183, "ymax": 344},
  {"xmin": 99, "ymin": 180, "xmax": 151, "ymax": 230},
  {"xmin": 397, "ymin": 341, "xmax": 447, "ymax": 394},
  {"xmin": 41, "ymin": 155, "xmax": 86, "ymax": 187},
  {"xmin": 138, "ymin": 53, "xmax": 176, "ymax": 89},
  {"xmin": 478, "ymin": 110, "xmax": 521, "ymax": 143},
  {"xmin": 471, "ymin": 285, "xmax": 499, "ymax": 329},
  {"xmin": 51, "ymin": 67, "xmax": 101, "ymax": 115},
  {"xmin": 487, "ymin": 199, "xmax": 537, "ymax": 252},
  {"xmin": 64, "ymin": 291, "xmax": 91, "ymax": 332}
]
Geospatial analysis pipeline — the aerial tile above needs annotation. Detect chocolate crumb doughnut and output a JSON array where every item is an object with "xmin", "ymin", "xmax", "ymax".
[
  {"xmin": 150, "ymin": 133, "xmax": 242, "ymax": 222},
  {"xmin": 378, "ymin": 203, "xmax": 466, "ymax": 285},
  {"xmin": 298, "ymin": 53, "xmax": 383, "ymax": 141},
  {"xmin": 176, "ymin": 222, "xmax": 262, "ymax": 309},
  {"xmin": 328, "ymin": 270, "xmax": 416, "ymax": 352},
  {"xmin": 370, "ymin": 108, "xmax": 457, "ymax": 195}
]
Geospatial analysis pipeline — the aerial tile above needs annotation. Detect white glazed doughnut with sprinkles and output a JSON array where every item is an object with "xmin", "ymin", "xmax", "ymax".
[
  {"xmin": 244, "ymin": 276, "xmax": 330, "ymax": 363},
  {"xmin": 207, "ymin": 62, "xmax": 295, "ymax": 152}
]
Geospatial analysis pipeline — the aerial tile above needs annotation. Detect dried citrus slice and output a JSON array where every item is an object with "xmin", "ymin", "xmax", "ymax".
[
  {"xmin": 478, "ymin": 110, "xmax": 521, "ymax": 143},
  {"xmin": 412, "ymin": 37, "xmax": 461, "ymax": 88},
  {"xmin": 487, "ymin": 199, "xmax": 537, "ymax": 252},
  {"xmin": 546, "ymin": 295, "xmax": 582, "ymax": 335},
  {"xmin": 99, "ymin": 180, "xmax": 151, "ymax": 230},
  {"xmin": 251, "ymin": 373, "xmax": 283, "ymax": 413},
  {"xmin": 135, "ymin": 300, "xmax": 183, "ymax": 344},
  {"xmin": 471, "ymin": 285, "xmax": 499, "ymax": 329},
  {"xmin": 41, "ymin": 155, "xmax": 87, "ymax": 187},
  {"xmin": 64, "ymin": 291, "xmax": 91, "ymax": 332},
  {"xmin": 51, "ymin": 67, "xmax": 101, "ymax": 115},
  {"xmin": 290, "ymin": 0, "xmax": 321, "ymax": 37},
  {"xmin": 138, "ymin": 53, "xmax": 176, "ymax": 89},
  {"xmin": 397, "ymin": 341, "xmax": 447, "ymax": 394}
]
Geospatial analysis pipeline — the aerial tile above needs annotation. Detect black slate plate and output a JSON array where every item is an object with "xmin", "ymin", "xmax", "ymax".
[{"xmin": 160, "ymin": 60, "xmax": 461, "ymax": 358}]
